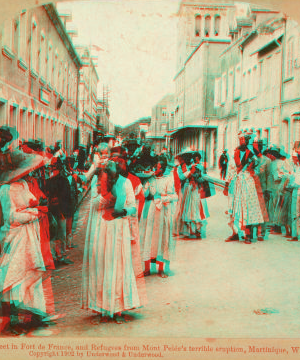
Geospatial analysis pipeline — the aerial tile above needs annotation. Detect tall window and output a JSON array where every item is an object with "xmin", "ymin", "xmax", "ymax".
[
  {"xmin": 54, "ymin": 50, "xmax": 59, "ymax": 91},
  {"xmin": 214, "ymin": 15, "xmax": 221, "ymax": 36},
  {"xmin": 234, "ymin": 65, "xmax": 241, "ymax": 98},
  {"xmin": 47, "ymin": 42, "xmax": 53, "ymax": 85},
  {"xmin": 0, "ymin": 101, "xmax": 6, "ymax": 126},
  {"xmin": 259, "ymin": 60, "xmax": 264, "ymax": 93},
  {"xmin": 214, "ymin": 78, "xmax": 221, "ymax": 107},
  {"xmin": 74, "ymin": 77, "xmax": 77, "ymax": 106},
  {"xmin": 204, "ymin": 15, "xmax": 211, "ymax": 37},
  {"xmin": 246, "ymin": 70, "xmax": 251, "ymax": 99},
  {"xmin": 282, "ymin": 120, "xmax": 289, "ymax": 153},
  {"xmin": 195, "ymin": 15, "xmax": 201, "ymax": 37},
  {"xmin": 40, "ymin": 31, "xmax": 46, "ymax": 79},
  {"xmin": 31, "ymin": 18, "xmax": 38, "ymax": 71},
  {"xmin": 3, "ymin": 19, "xmax": 14, "ymax": 50},
  {"xmin": 221, "ymin": 73, "xmax": 227, "ymax": 103},
  {"xmin": 251, "ymin": 66, "xmax": 257, "ymax": 97},
  {"xmin": 264, "ymin": 129, "xmax": 269, "ymax": 146},
  {"xmin": 19, "ymin": 11, "xmax": 27, "ymax": 60},
  {"xmin": 59, "ymin": 62, "xmax": 63, "ymax": 94},
  {"xmin": 228, "ymin": 71, "xmax": 233, "ymax": 102},
  {"xmin": 242, "ymin": 72, "xmax": 246, "ymax": 99},
  {"xmin": 286, "ymin": 38, "xmax": 294, "ymax": 78},
  {"xmin": 293, "ymin": 119, "xmax": 300, "ymax": 146}
]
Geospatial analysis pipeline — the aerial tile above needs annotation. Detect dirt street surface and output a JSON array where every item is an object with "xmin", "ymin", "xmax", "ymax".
[{"xmin": 27, "ymin": 189, "xmax": 300, "ymax": 338}]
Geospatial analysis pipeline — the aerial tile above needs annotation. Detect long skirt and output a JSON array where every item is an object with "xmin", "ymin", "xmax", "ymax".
[
  {"xmin": 139, "ymin": 201, "xmax": 175, "ymax": 263},
  {"xmin": 291, "ymin": 187, "xmax": 300, "ymax": 237},
  {"xmin": 181, "ymin": 183, "xmax": 208, "ymax": 236},
  {"xmin": 0, "ymin": 219, "xmax": 50, "ymax": 315},
  {"xmin": 231, "ymin": 171, "xmax": 265, "ymax": 230},
  {"xmin": 81, "ymin": 213, "xmax": 140, "ymax": 316}
]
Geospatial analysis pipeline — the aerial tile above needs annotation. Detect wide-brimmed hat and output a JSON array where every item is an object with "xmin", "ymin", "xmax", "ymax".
[
  {"xmin": 0, "ymin": 126, "xmax": 18, "ymax": 147},
  {"xmin": 0, "ymin": 150, "xmax": 45, "ymax": 185},
  {"xmin": 176, "ymin": 148, "xmax": 202, "ymax": 160},
  {"xmin": 21, "ymin": 139, "xmax": 45, "ymax": 154},
  {"xmin": 268, "ymin": 146, "xmax": 288, "ymax": 159}
]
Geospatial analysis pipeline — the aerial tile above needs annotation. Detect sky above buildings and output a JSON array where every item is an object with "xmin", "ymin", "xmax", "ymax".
[{"xmin": 58, "ymin": 0, "xmax": 180, "ymax": 126}]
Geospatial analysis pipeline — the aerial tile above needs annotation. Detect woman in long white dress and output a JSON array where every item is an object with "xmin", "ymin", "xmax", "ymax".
[
  {"xmin": 139, "ymin": 156, "xmax": 178, "ymax": 278},
  {"xmin": 81, "ymin": 160, "xmax": 142, "ymax": 323}
]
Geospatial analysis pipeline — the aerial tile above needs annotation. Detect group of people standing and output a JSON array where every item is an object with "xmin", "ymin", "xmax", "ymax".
[
  {"xmin": 0, "ymin": 126, "xmax": 105, "ymax": 335},
  {"xmin": 9, "ymin": 121, "xmax": 300, "ymax": 334},
  {"xmin": 223, "ymin": 128, "xmax": 300, "ymax": 243},
  {"xmin": 80, "ymin": 138, "xmax": 215, "ymax": 323}
]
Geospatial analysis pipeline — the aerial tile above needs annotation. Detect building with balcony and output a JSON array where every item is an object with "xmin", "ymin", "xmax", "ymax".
[
  {"xmin": 170, "ymin": 1, "xmax": 233, "ymax": 168},
  {"xmin": 281, "ymin": 18, "xmax": 300, "ymax": 154},
  {"xmin": 171, "ymin": 1, "xmax": 284, "ymax": 169},
  {"xmin": 213, "ymin": 4, "xmax": 300, "ymax": 157},
  {"xmin": 0, "ymin": 3, "xmax": 82, "ymax": 153},
  {"xmin": 214, "ymin": 4, "xmax": 281, "ymax": 156}
]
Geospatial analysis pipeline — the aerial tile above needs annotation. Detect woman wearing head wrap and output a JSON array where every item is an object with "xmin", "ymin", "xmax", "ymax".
[
  {"xmin": 139, "ymin": 156, "xmax": 178, "ymax": 277},
  {"xmin": 81, "ymin": 159, "xmax": 144, "ymax": 324},
  {"xmin": 180, "ymin": 153, "xmax": 209, "ymax": 239},
  {"xmin": 230, "ymin": 129, "xmax": 266, "ymax": 243}
]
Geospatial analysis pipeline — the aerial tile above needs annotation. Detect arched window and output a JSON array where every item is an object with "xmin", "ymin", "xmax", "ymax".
[
  {"xmin": 204, "ymin": 15, "xmax": 211, "ymax": 37},
  {"xmin": 214, "ymin": 15, "xmax": 221, "ymax": 36},
  {"xmin": 195, "ymin": 15, "xmax": 201, "ymax": 37},
  {"xmin": 31, "ymin": 17, "xmax": 38, "ymax": 71}
]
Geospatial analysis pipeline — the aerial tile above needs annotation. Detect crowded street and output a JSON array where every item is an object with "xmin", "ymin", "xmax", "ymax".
[
  {"xmin": 19, "ymin": 185, "xmax": 300, "ymax": 339},
  {"xmin": 1, "ymin": 3, "xmax": 300, "ymax": 359}
]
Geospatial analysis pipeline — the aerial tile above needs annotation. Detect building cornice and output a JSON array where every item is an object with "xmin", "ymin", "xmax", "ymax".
[
  {"xmin": 177, "ymin": 2, "xmax": 234, "ymax": 16},
  {"xmin": 44, "ymin": 4, "xmax": 82, "ymax": 69},
  {"xmin": 185, "ymin": 38, "xmax": 231, "ymax": 66}
]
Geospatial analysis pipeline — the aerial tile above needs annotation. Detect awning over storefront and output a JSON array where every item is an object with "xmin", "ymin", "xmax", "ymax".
[
  {"xmin": 166, "ymin": 125, "xmax": 216, "ymax": 138},
  {"xmin": 146, "ymin": 135, "xmax": 165, "ymax": 140}
]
